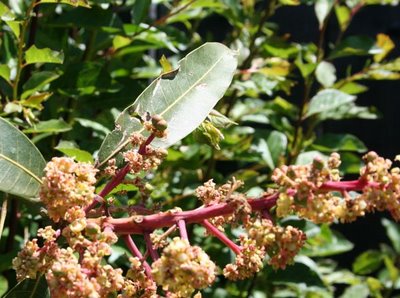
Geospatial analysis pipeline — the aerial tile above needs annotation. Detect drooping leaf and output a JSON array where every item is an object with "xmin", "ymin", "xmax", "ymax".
[
  {"xmin": 21, "ymin": 71, "xmax": 60, "ymax": 100},
  {"xmin": 352, "ymin": 250, "xmax": 383, "ymax": 275},
  {"xmin": 304, "ymin": 89, "xmax": 356, "ymax": 119},
  {"xmin": 23, "ymin": 119, "xmax": 72, "ymax": 134},
  {"xmin": 25, "ymin": 45, "xmax": 64, "ymax": 65},
  {"xmin": 381, "ymin": 218, "xmax": 400, "ymax": 254},
  {"xmin": 97, "ymin": 42, "xmax": 237, "ymax": 167},
  {"xmin": 329, "ymin": 36, "xmax": 381, "ymax": 59},
  {"xmin": 4, "ymin": 276, "xmax": 49, "ymax": 298},
  {"xmin": 0, "ymin": 117, "xmax": 45, "ymax": 199},
  {"xmin": 316, "ymin": 61, "xmax": 336, "ymax": 87}
]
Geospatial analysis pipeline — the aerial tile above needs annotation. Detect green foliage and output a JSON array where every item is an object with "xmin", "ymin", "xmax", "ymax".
[{"xmin": 0, "ymin": 0, "xmax": 399, "ymax": 296}]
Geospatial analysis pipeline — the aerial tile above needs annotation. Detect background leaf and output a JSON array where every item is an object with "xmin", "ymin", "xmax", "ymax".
[
  {"xmin": 4, "ymin": 276, "xmax": 49, "ymax": 298},
  {"xmin": 97, "ymin": 42, "xmax": 237, "ymax": 167}
]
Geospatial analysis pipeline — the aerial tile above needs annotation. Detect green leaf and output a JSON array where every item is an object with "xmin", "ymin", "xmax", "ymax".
[
  {"xmin": 0, "ymin": 64, "xmax": 11, "ymax": 83},
  {"xmin": 75, "ymin": 118, "xmax": 111, "ymax": 137},
  {"xmin": 21, "ymin": 71, "xmax": 60, "ymax": 100},
  {"xmin": 296, "ymin": 151, "xmax": 328, "ymax": 165},
  {"xmin": 0, "ymin": 275, "xmax": 8, "ymax": 297},
  {"xmin": 0, "ymin": 117, "xmax": 45, "ymax": 199},
  {"xmin": 329, "ymin": 36, "xmax": 380, "ymax": 59},
  {"xmin": 4, "ymin": 276, "xmax": 50, "ymax": 298},
  {"xmin": 55, "ymin": 141, "xmax": 94, "ymax": 163},
  {"xmin": 25, "ymin": 45, "xmax": 64, "ymax": 65},
  {"xmin": 381, "ymin": 218, "xmax": 400, "ymax": 254},
  {"xmin": 38, "ymin": 0, "xmax": 90, "ymax": 8},
  {"xmin": 340, "ymin": 284, "xmax": 369, "ymax": 298},
  {"xmin": 316, "ymin": 61, "xmax": 336, "ymax": 87},
  {"xmin": 20, "ymin": 92, "xmax": 53, "ymax": 111},
  {"xmin": 335, "ymin": 5, "xmax": 351, "ymax": 32},
  {"xmin": 338, "ymin": 82, "xmax": 368, "ymax": 95},
  {"xmin": 97, "ymin": 42, "xmax": 237, "ymax": 167},
  {"xmin": 266, "ymin": 130, "xmax": 287, "ymax": 165},
  {"xmin": 304, "ymin": 89, "xmax": 356, "ymax": 118},
  {"xmin": 23, "ymin": 119, "xmax": 72, "ymax": 134},
  {"xmin": 352, "ymin": 250, "xmax": 383, "ymax": 275},
  {"xmin": 312, "ymin": 133, "xmax": 367, "ymax": 153},
  {"xmin": 302, "ymin": 224, "xmax": 354, "ymax": 257},
  {"xmin": 315, "ymin": 0, "xmax": 334, "ymax": 28}
]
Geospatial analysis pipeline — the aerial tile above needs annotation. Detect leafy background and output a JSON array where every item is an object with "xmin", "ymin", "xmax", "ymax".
[{"xmin": 1, "ymin": 0, "xmax": 400, "ymax": 297}]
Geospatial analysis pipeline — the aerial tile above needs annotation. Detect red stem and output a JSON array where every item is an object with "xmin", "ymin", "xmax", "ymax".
[
  {"xmin": 123, "ymin": 234, "xmax": 153, "ymax": 278},
  {"xmin": 177, "ymin": 219, "xmax": 188, "ymax": 242},
  {"xmin": 201, "ymin": 220, "xmax": 241, "ymax": 255},
  {"xmin": 144, "ymin": 232, "xmax": 159, "ymax": 261}
]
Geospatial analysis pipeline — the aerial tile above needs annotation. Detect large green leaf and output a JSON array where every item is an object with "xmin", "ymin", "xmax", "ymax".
[
  {"xmin": 0, "ymin": 117, "xmax": 45, "ymax": 199},
  {"xmin": 25, "ymin": 45, "xmax": 64, "ymax": 65},
  {"xmin": 352, "ymin": 250, "xmax": 383, "ymax": 275},
  {"xmin": 96, "ymin": 42, "xmax": 237, "ymax": 167}
]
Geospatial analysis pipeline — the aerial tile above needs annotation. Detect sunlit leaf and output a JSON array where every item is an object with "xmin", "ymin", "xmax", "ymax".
[
  {"xmin": 39, "ymin": 0, "xmax": 90, "ymax": 8},
  {"xmin": 55, "ymin": 141, "xmax": 94, "ymax": 163},
  {"xmin": 0, "ymin": 117, "xmax": 45, "ymax": 199},
  {"xmin": 25, "ymin": 45, "xmax": 64, "ymax": 65},
  {"xmin": 316, "ymin": 61, "xmax": 336, "ymax": 87},
  {"xmin": 97, "ymin": 42, "xmax": 237, "ymax": 167},
  {"xmin": 304, "ymin": 89, "xmax": 356, "ymax": 118},
  {"xmin": 315, "ymin": 0, "xmax": 334, "ymax": 28},
  {"xmin": 374, "ymin": 33, "xmax": 395, "ymax": 62}
]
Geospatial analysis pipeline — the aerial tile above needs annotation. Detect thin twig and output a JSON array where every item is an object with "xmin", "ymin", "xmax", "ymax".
[{"xmin": 123, "ymin": 234, "xmax": 153, "ymax": 277}]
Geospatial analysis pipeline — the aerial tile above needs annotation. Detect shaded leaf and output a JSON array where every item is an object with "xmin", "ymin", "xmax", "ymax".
[
  {"xmin": 312, "ymin": 133, "xmax": 367, "ymax": 153},
  {"xmin": 21, "ymin": 71, "xmax": 60, "ymax": 100},
  {"xmin": 0, "ymin": 275, "xmax": 8, "ymax": 297},
  {"xmin": 352, "ymin": 250, "xmax": 383, "ymax": 275},
  {"xmin": 97, "ymin": 42, "xmax": 237, "ymax": 167},
  {"xmin": 0, "ymin": 117, "xmax": 45, "ymax": 199},
  {"xmin": 23, "ymin": 119, "xmax": 72, "ymax": 134},
  {"xmin": 330, "ymin": 36, "xmax": 381, "ymax": 59},
  {"xmin": 20, "ymin": 92, "xmax": 53, "ymax": 111},
  {"xmin": 4, "ymin": 276, "xmax": 49, "ymax": 298},
  {"xmin": 302, "ymin": 224, "xmax": 354, "ymax": 257},
  {"xmin": 25, "ymin": 45, "xmax": 64, "ymax": 65},
  {"xmin": 381, "ymin": 218, "xmax": 400, "ymax": 254},
  {"xmin": 0, "ymin": 64, "xmax": 11, "ymax": 83},
  {"xmin": 340, "ymin": 284, "xmax": 369, "ymax": 298}
]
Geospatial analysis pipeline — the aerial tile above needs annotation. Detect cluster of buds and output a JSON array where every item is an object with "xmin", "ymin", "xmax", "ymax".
[
  {"xmin": 223, "ymin": 218, "xmax": 306, "ymax": 280},
  {"xmin": 144, "ymin": 114, "xmax": 168, "ymax": 138},
  {"xmin": 196, "ymin": 178, "xmax": 251, "ymax": 228},
  {"xmin": 12, "ymin": 223, "xmax": 130, "ymax": 298},
  {"xmin": 152, "ymin": 237, "xmax": 216, "ymax": 297},
  {"xmin": 122, "ymin": 132, "xmax": 168, "ymax": 175},
  {"xmin": 40, "ymin": 157, "xmax": 98, "ymax": 222},
  {"xmin": 272, "ymin": 152, "xmax": 400, "ymax": 223}
]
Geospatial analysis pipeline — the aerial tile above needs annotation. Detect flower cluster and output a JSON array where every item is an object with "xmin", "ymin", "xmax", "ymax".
[
  {"xmin": 152, "ymin": 237, "xmax": 216, "ymax": 297},
  {"xmin": 272, "ymin": 152, "xmax": 400, "ymax": 223},
  {"xmin": 13, "ymin": 222, "xmax": 133, "ymax": 298},
  {"xmin": 223, "ymin": 218, "xmax": 306, "ymax": 280},
  {"xmin": 40, "ymin": 157, "xmax": 98, "ymax": 222},
  {"xmin": 196, "ymin": 178, "xmax": 251, "ymax": 228},
  {"xmin": 123, "ymin": 132, "xmax": 168, "ymax": 175}
]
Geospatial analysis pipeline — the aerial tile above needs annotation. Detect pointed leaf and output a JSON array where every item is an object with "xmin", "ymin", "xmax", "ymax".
[
  {"xmin": 25, "ymin": 45, "xmax": 64, "ymax": 65},
  {"xmin": 97, "ymin": 42, "xmax": 237, "ymax": 167},
  {"xmin": 304, "ymin": 89, "xmax": 356, "ymax": 118},
  {"xmin": 0, "ymin": 117, "xmax": 45, "ymax": 199}
]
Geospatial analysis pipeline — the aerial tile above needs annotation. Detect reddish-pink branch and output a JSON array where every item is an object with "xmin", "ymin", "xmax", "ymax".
[
  {"xmin": 144, "ymin": 232, "xmax": 159, "ymax": 261},
  {"xmin": 177, "ymin": 219, "xmax": 189, "ymax": 241},
  {"xmin": 95, "ymin": 179, "xmax": 384, "ymax": 235},
  {"xmin": 101, "ymin": 192, "xmax": 279, "ymax": 235},
  {"xmin": 201, "ymin": 219, "xmax": 241, "ymax": 255},
  {"xmin": 123, "ymin": 234, "xmax": 153, "ymax": 278}
]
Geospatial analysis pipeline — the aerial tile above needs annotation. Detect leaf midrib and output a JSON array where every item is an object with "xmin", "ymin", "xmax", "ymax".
[
  {"xmin": 98, "ymin": 52, "xmax": 227, "ymax": 168},
  {"xmin": 0, "ymin": 153, "xmax": 42, "ymax": 184}
]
